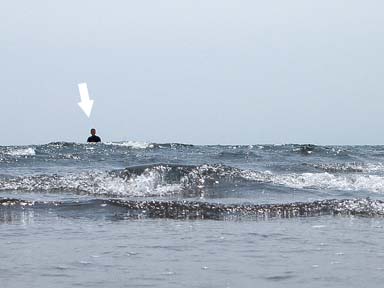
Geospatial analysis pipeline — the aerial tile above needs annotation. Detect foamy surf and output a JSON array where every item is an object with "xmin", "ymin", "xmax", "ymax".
[
  {"xmin": 5, "ymin": 147, "xmax": 36, "ymax": 157},
  {"xmin": 0, "ymin": 170, "xmax": 182, "ymax": 197},
  {"xmin": 3, "ymin": 163, "xmax": 384, "ymax": 198}
]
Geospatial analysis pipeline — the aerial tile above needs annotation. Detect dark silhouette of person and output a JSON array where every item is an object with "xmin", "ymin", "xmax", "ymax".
[{"xmin": 87, "ymin": 128, "xmax": 101, "ymax": 143}]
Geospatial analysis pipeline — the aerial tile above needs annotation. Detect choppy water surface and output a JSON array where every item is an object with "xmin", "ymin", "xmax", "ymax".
[{"xmin": 1, "ymin": 142, "xmax": 384, "ymax": 287}]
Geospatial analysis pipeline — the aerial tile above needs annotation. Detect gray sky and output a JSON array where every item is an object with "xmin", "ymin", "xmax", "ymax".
[{"xmin": 1, "ymin": 0, "xmax": 383, "ymax": 145}]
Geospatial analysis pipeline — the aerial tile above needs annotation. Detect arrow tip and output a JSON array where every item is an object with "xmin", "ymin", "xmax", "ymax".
[{"xmin": 78, "ymin": 99, "xmax": 94, "ymax": 118}]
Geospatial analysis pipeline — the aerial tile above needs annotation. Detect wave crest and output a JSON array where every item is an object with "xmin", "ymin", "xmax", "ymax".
[
  {"xmin": 103, "ymin": 141, "xmax": 154, "ymax": 149},
  {"xmin": 3, "ymin": 163, "xmax": 384, "ymax": 196},
  {"xmin": 0, "ymin": 170, "xmax": 181, "ymax": 197},
  {"xmin": 5, "ymin": 147, "xmax": 36, "ymax": 157}
]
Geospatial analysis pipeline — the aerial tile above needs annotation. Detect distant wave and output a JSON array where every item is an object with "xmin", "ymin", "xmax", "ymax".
[
  {"xmin": 46, "ymin": 141, "xmax": 195, "ymax": 150},
  {"xmin": 47, "ymin": 142, "xmax": 78, "ymax": 146},
  {"xmin": 151, "ymin": 143, "xmax": 195, "ymax": 149},
  {"xmin": 104, "ymin": 141, "xmax": 155, "ymax": 149},
  {"xmin": 304, "ymin": 163, "xmax": 365, "ymax": 173},
  {"xmin": 215, "ymin": 150, "xmax": 261, "ymax": 160},
  {"xmin": 1, "ymin": 198, "xmax": 384, "ymax": 220},
  {"xmin": 254, "ymin": 144, "xmax": 349, "ymax": 155},
  {"xmin": 292, "ymin": 144, "xmax": 317, "ymax": 155},
  {"xmin": 103, "ymin": 141, "xmax": 194, "ymax": 149},
  {"xmin": 304, "ymin": 162, "xmax": 384, "ymax": 174},
  {"xmin": 0, "ymin": 143, "xmax": 363, "ymax": 161}
]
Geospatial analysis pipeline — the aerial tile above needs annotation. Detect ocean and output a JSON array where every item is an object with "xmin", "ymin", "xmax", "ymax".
[{"xmin": 1, "ymin": 142, "xmax": 384, "ymax": 287}]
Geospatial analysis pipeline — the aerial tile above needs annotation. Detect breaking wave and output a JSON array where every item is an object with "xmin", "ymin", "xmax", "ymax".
[
  {"xmin": 5, "ymin": 147, "xmax": 36, "ymax": 157},
  {"xmin": 104, "ymin": 141, "xmax": 155, "ymax": 149},
  {"xmin": 2, "ymin": 163, "xmax": 384, "ymax": 197},
  {"xmin": 117, "ymin": 163, "xmax": 384, "ymax": 194},
  {"xmin": 0, "ymin": 170, "xmax": 182, "ymax": 197}
]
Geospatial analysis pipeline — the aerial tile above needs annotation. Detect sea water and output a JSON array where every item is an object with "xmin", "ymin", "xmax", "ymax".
[{"xmin": 1, "ymin": 143, "xmax": 384, "ymax": 287}]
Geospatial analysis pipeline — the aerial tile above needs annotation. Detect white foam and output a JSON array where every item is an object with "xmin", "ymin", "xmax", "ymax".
[
  {"xmin": 5, "ymin": 163, "xmax": 384, "ymax": 196},
  {"xmin": 243, "ymin": 170, "xmax": 384, "ymax": 193},
  {"xmin": 311, "ymin": 162, "xmax": 384, "ymax": 173},
  {"xmin": 104, "ymin": 141, "xmax": 154, "ymax": 149},
  {"xmin": 6, "ymin": 148, "xmax": 36, "ymax": 157},
  {"xmin": 0, "ymin": 170, "xmax": 181, "ymax": 197},
  {"xmin": 365, "ymin": 163, "xmax": 384, "ymax": 173},
  {"xmin": 90, "ymin": 167, "xmax": 384, "ymax": 195}
]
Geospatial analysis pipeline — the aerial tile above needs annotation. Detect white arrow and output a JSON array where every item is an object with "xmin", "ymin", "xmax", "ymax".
[{"xmin": 78, "ymin": 82, "xmax": 94, "ymax": 118}]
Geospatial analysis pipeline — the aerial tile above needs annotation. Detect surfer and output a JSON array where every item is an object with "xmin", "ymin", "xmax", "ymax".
[{"xmin": 87, "ymin": 128, "xmax": 101, "ymax": 143}]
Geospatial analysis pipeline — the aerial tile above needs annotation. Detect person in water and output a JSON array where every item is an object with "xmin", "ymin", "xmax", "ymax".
[{"xmin": 87, "ymin": 128, "xmax": 101, "ymax": 143}]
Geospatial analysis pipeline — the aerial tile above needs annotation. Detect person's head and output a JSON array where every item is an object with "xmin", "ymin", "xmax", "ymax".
[{"xmin": 90, "ymin": 128, "xmax": 96, "ymax": 136}]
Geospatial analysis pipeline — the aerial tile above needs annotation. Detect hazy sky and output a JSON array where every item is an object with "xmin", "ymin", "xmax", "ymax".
[{"xmin": 1, "ymin": 0, "xmax": 383, "ymax": 145}]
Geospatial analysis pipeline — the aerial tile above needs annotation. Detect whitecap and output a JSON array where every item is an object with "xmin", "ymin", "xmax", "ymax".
[
  {"xmin": 104, "ymin": 141, "xmax": 154, "ymax": 149},
  {"xmin": 242, "ymin": 170, "xmax": 384, "ymax": 193},
  {"xmin": 6, "ymin": 147, "xmax": 36, "ymax": 157}
]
